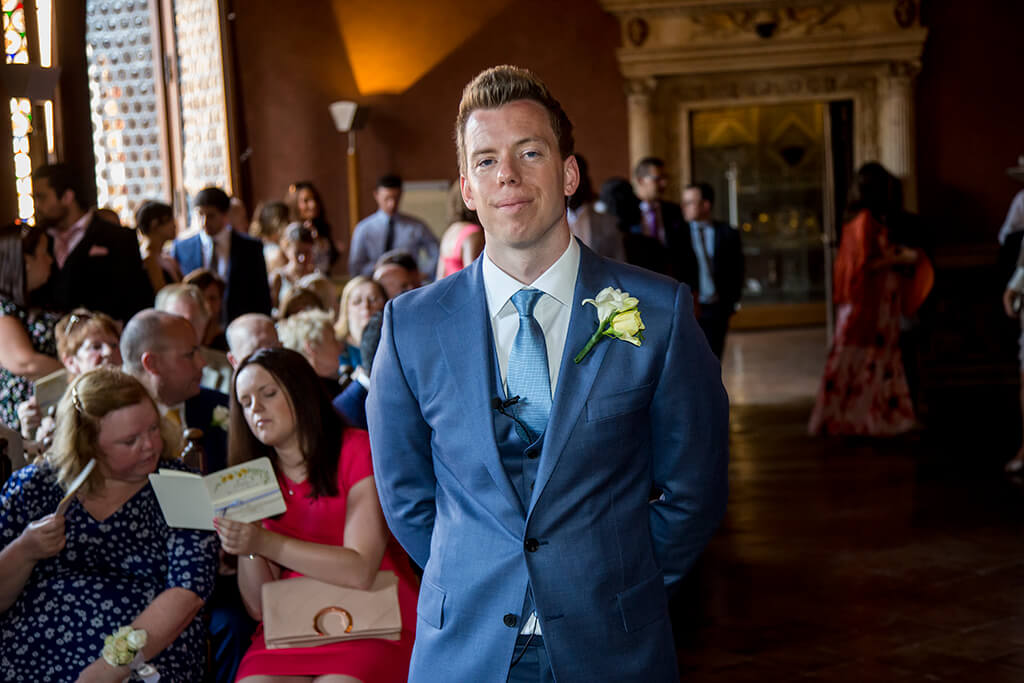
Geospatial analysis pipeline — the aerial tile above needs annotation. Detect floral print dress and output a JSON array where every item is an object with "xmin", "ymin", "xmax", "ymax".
[
  {"xmin": 0, "ymin": 460, "xmax": 219, "ymax": 681},
  {"xmin": 0, "ymin": 295, "xmax": 60, "ymax": 430}
]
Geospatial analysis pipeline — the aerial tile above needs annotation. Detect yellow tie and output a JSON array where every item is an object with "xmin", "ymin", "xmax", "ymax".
[{"xmin": 165, "ymin": 408, "xmax": 183, "ymax": 430}]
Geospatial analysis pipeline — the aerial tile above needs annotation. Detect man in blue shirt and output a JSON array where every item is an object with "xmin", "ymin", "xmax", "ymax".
[
  {"xmin": 682, "ymin": 182, "xmax": 744, "ymax": 358},
  {"xmin": 348, "ymin": 174, "xmax": 439, "ymax": 278}
]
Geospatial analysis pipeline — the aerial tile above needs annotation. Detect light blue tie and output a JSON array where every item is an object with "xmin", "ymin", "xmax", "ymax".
[{"xmin": 507, "ymin": 289, "xmax": 551, "ymax": 443}]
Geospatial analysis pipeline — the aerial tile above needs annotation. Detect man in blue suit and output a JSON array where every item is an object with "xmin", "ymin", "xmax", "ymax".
[
  {"xmin": 172, "ymin": 187, "xmax": 272, "ymax": 325},
  {"xmin": 367, "ymin": 66, "xmax": 729, "ymax": 683}
]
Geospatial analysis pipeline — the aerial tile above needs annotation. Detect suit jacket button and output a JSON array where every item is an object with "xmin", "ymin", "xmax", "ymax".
[
  {"xmin": 503, "ymin": 613, "xmax": 518, "ymax": 628},
  {"xmin": 524, "ymin": 538, "xmax": 539, "ymax": 552}
]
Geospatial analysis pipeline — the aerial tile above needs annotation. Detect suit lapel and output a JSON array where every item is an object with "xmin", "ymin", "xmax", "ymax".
[
  {"xmin": 435, "ymin": 260, "xmax": 526, "ymax": 523},
  {"xmin": 528, "ymin": 243, "xmax": 613, "ymax": 516}
]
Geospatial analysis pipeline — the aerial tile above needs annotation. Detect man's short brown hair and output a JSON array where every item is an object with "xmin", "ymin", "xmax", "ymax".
[{"xmin": 455, "ymin": 65, "xmax": 574, "ymax": 175}]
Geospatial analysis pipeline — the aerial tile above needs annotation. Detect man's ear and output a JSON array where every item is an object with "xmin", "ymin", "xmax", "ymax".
[
  {"xmin": 563, "ymin": 155, "xmax": 580, "ymax": 197},
  {"xmin": 59, "ymin": 189, "xmax": 76, "ymax": 208},
  {"xmin": 460, "ymin": 175, "xmax": 476, "ymax": 211},
  {"xmin": 227, "ymin": 352, "xmax": 238, "ymax": 369},
  {"xmin": 140, "ymin": 350, "xmax": 160, "ymax": 375}
]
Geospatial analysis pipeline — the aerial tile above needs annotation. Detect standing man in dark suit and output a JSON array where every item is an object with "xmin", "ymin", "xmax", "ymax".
[
  {"xmin": 682, "ymin": 182, "xmax": 745, "ymax": 359},
  {"xmin": 633, "ymin": 157, "xmax": 697, "ymax": 284},
  {"xmin": 172, "ymin": 187, "xmax": 272, "ymax": 324},
  {"xmin": 31, "ymin": 164, "xmax": 153, "ymax": 323}
]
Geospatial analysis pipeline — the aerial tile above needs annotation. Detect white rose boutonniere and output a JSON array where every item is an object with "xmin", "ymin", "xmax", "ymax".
[
  {"xmin": 574, "ymin": 287, "xmax": 645, "ymax": 363},
  {"xmin": 211, "ymin": 405, "xmax": 229, "ymax": 430}
]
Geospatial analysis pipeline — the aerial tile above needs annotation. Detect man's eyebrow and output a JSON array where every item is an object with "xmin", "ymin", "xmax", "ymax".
[{"xmin": 470, "ymin": 137, "xmax": 549, "ymax": 157}]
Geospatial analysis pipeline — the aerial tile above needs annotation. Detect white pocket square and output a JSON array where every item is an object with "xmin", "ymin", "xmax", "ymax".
[{"xmin": 88, "ymin": 245, "xmax": 109, "ymax": 257}]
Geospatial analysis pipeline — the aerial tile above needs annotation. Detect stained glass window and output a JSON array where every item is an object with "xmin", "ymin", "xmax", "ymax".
[
  {"xmin": 10, "ymin": 97, "xmax": 33, "ymax": 223},
  {"xmin": 3, "ymin": 0, "xmax": 29, "ymax": 64}
]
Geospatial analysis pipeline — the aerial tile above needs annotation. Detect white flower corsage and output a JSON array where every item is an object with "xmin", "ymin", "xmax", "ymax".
[
  {"xmin": 101, "ymin": 626, "xmax": 160, "ymax": 680},
  {"xmin": 211, "ymin": 405, "xmax": 229, "ymax": 430},
  {"xmin": 574, "ymin": 287, "xmax": 645, "ymax": 363}
]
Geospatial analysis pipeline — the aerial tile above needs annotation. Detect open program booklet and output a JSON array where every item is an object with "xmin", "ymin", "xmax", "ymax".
[{"xmin": 149, "ymin": 457, "xmax": 287, "ymax": 530}]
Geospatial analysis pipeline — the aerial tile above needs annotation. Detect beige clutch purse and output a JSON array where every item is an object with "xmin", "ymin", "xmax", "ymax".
[{"xmin": 262, "ymin": 570, "xmax": 402, "ymax": 649}]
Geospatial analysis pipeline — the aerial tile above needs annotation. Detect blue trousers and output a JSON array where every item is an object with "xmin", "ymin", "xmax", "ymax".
[{"xmin": 507, "ymin": 636, "xmax": 556, "ymax": 683}]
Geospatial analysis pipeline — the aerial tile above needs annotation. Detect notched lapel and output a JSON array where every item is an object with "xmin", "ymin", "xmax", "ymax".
[
  {"xmin": 529, "ymin": 244, "xmax": 615, "ymax": 515},
  {"xmin": 434, "ymin": 262, "xmax": 526, "ymax": 524}
]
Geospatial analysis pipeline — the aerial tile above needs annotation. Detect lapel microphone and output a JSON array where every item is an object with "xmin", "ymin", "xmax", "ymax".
[{"xmin": 491, "ymin": 396, "xmax": 520, "ymax": 411}]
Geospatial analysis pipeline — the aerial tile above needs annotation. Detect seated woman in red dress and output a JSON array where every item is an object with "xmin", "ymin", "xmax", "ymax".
[
  {"xmin": 809, "ymin": 163, "xmax": 932, "ymax": 437},
  {"xmin": 214, "ymin": 347, "xmax": 417, "ymax": 683}
]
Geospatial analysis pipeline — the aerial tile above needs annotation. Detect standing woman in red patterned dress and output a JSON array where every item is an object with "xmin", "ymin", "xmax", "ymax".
[{"xmin": 809, "ymin": 163, "xmax": 933, "ymax": 436}]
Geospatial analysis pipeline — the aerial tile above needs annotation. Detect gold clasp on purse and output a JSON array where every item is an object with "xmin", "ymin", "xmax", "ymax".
[{"xmin": 313, "ymin": 606, "xmax": 353, "ymax": 635}]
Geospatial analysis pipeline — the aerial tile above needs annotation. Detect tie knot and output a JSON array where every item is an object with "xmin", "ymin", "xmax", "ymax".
[{"xmin": 511, "ymin": 288, "xmax": 543, "ymax": 317}]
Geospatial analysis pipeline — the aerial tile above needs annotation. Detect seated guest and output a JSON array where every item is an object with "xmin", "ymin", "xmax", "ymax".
[
  {"xmin": 216, "ymin": 348, "xmax": 417, "ymax": 682},
  {"xmin": 269, "ymin": 223, "xmax": 316, "ymax": 313},
  {"xmin": 276, "ymin": 285, "xmax": 326, "ymax": 321},
  {"xmin": 333, "ymin": 311, "xmax": 383, "ymax": 430},
  {"xmin": 183, "ymin": 268, "xmax": 229, "ymax": 351},
  {"xmin": 155, "ymin": 283, "xmax": 232, "ymax": 395},
  {"xmin": 172, "ymin": 186, "xmax": 272, "ymax": 325},
  {"xmin": 568, "ymin": 154, "xmax": 625, "ymax": 262},
  {"xmin": 135, "ymin": 200, "xmax": 182, "ymax": 292},
  {"xmin": 226, "ymin": 313, "xmax": 282, "ymax": 369},
  {"xmin": 277, "ymin": 309, "xmax": 344, "ymax": 398},
  {"xmin": 333, "ymin": 276, "xmax": 387, "ymax": 376},
  {"xmin": 287, "ymin": 180, "xmax": 339, "ymax": 274},
  {"xmin": 436, "ymin": 180, "xmax": 484, "ymax": 279},
  {"xmin": 295, "ymin": 271, "xmax": 339, "ymax": 318},
  {"xmin": 0, "ymin": 223, "xmax": 62, "ymax": 432},
  {"xmin": 32, "ymin": 163, "xmax": 154, "ymax": 323},
  {"xmin": 16, "ymin": 308, "xmax": 122, "ymax": 442},
  {"xmin": 120, "ymin": 309, "xmax": 226, "ymax": 472},
  {"xmin": 373, "ymin": 249, "xmax": 422, "ymax": 299},
  {"xmin": 249, "ymin": 200, "xmax": 289, "ymax": 273},
  {"xmin": 120, "ymin": 309, "xmax": 253, "ymax": 682},
  {"xmin": 0, "ymin": 367, "xmax": 218, "ymax": 681}
]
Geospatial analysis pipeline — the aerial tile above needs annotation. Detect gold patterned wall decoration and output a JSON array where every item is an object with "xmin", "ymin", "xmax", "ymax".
[
  {"xmin": 173, "ymin": 0, "xmax": 232, "ymax": 199},
  {"xmin": 85, "ymin": 0, "xmax": 166, "ymax": 223}
]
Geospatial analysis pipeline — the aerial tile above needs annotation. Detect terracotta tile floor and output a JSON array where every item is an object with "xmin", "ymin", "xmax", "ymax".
[{"xmin": 672, "ymin": 329, "xmax": 1024, "ymax": 680}]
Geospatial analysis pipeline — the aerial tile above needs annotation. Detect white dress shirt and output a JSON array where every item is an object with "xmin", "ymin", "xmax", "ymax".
[
  {"xmin": 199, "ymin": 227, "xmax": 232, "ymax": 281},
  {"xmin": 482, "ymin": 237, "xmax": 579, "ymax": 396},
  {"xmin": 481, "ymin": 236, "xmax": 579, "ymax": 637}
]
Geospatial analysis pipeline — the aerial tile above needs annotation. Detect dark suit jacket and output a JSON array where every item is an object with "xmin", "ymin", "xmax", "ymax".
[
  {"xmin": 671, "ymin": 219, "xmax": 745, "ymax": 314},
  {"xmin": 184, "ymin": 388, "xmax": 229, "ymax": 473},
  {"xmin": 172, "ymin": 230, "xmax": 272, "ymax": 324},
  {"xmin": 332, "ymin": 381, "xmax": 368, "ymax": 430},
  {"xmin": 43, "ymin": 214, "xmax": 154, "ymax": 322}
]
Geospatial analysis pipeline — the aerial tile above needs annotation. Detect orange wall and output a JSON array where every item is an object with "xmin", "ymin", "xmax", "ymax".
[{"xmin": 231, "ymin": 0, "xmax": 627, "ymax": 251}]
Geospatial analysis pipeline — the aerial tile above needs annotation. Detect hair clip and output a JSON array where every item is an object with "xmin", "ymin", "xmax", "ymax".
[{"xmin": 70, "ymin": 385, "xmax": 84, "ymax": 414}]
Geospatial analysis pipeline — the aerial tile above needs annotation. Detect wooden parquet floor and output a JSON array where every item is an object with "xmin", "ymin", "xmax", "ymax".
[{"xmin": 671, "ymin": 400, "xmax": 1024, "ymax": 681}]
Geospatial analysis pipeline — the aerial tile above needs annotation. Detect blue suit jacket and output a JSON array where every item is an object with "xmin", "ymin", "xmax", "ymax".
[
  {"xmin": 367, "ymin": 241, "xmax": 728, "ymax": 683},
  {"xmin": 172, "ymin": 230, "xmax": 272, "ymax": 324},
  {"xmin": 184, "ymin": 388, "xmax": 229, "ymax": 473}
]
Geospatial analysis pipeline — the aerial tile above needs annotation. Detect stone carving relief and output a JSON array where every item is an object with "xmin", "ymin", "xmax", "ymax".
[{"xmin": 691, "ymin": 6, "xmax": 847, "ymax": 40}]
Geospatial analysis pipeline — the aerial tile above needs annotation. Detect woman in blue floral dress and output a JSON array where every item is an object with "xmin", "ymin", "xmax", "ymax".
[
  {"xmin": 0, "ymin": 367, "xmax": 218, "ymax": 682},
  {"xmin": 0, "ymin": 223, "xmax": 63, "ymax": 430}
]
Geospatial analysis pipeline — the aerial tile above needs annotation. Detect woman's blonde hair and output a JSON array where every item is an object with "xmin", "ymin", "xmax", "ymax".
[
  {"xmin": 333, "ymin": 276, "xmax": 386, "ymax": 342},
  {"xmin": 278, "ymin": 308, "xmax": 336, "ymax": 353},
  {"xmin": 47, "ymin": 367, "xmax": 178, "ymax": 496}
]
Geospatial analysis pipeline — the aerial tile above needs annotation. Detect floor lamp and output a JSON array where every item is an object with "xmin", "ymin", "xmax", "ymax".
[{"xmin": 329, "ymin": 101, "xmax": 361, "ymax": 237}]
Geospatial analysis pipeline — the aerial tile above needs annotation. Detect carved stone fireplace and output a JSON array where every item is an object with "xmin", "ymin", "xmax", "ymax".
[{"xmin": 599, "ymin": 0, "xmax": 927, "ymax": 326}]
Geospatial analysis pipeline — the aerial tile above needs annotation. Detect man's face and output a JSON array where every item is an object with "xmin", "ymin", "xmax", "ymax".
[
  {"xmin": 198, "ymin": 206, "xmax": 226, "ymax": 237},
  {"xmin": 460, "ymin": 99, "xmax": 578, "ymax": 256},
  {"xmin": 373, "ymin": 263, "xmax": 419, "ymax": 298},
  {"xmin": 635, "ymin": 167, "xmax": 668, "ymax": 203},
  {"xmin": 149, "ymin": 319, "xmax": 205, "ymax": 405},
  {"xmin": 374, "ymin": 187, "xmax": 401, "ymax": 216},
  {"xmin": 682, "ymin": 187, "xmax": 712, "ymax": 223},
  {"xmin": 32, "ymin": 177, "xmax": 71, "ymax": 228}
]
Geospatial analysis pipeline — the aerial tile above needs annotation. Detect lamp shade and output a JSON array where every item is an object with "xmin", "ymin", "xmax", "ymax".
[{"xmin": 329, "ymin": 101, "xmax": 359, "ymax": 133}]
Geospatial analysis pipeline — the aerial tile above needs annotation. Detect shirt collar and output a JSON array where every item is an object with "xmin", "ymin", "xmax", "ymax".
[
  {"xmin": 482, "ymin": 236, "xmax": 580, "ymax": 320},
  {"xmin": 49, "ymin": 209, "xmax": 91, "ymax": 241}
]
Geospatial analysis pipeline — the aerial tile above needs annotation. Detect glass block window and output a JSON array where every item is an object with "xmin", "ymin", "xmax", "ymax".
[
  {"xmin": 85, "ymin": 0, "xmax": 167, "ymax": 224},
  {"xmin": 10, "ymin": 97, "xmax": 33, "ymax": 223},
  {"xmin": 3, "ymin": 0, "xmax": 28, "ymax": 64},
  {"xmin": 173, "ymin": 0, "xmax": 232, "ymax": 202}
]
